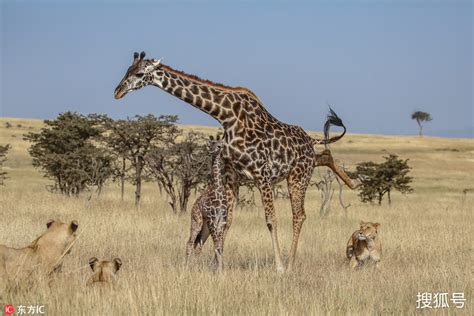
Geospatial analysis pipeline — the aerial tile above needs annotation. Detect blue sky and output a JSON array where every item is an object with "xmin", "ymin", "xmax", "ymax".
[{"xmin": 1, "ymin": 0, "xmax": 472, "ymax": 137}]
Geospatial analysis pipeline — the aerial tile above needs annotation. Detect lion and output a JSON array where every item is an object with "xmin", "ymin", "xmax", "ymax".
[
  {"xmin": 346, "ymin": 221, "xmax": 381, "ymax": 269},
  {"xmin": 86, "ymin": 257, "xmax": 122, "ymax": 286},
  {"xmin": 0, "ymin": 219, "xmax": 79, "ymax": 295}
]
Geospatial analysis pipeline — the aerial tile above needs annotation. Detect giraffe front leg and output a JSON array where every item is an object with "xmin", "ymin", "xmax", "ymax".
[
  {"xmin": 210, "ymin": 226, "xmax": 225, "ymax": 273},
  {"xmin": 259, "ymin": 182, "xmax": 285, "ymax": 273},
  {"xmin": 223, "ymin": 183, "xmax": 236, "ymax": 242},
  {"xmin": 207, "ymin": 204, "xmax": 227, "ymax": 272},
  {"xmin": 286, "ymin": 167, "xmax": 311, "ymax": 272}
]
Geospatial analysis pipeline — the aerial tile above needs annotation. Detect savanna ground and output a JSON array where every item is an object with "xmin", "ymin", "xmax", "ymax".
[{"xmin": 0, "ymin": 117, "xmax": 472, "ymax": 315}]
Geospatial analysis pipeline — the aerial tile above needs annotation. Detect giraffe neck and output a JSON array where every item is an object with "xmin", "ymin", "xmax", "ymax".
[
  {"xmin": 211, "ymin": 153, "xmax": 224, "ymax": 190},
  {"xmin": 152, "ymin": 65, "xmax": 239, "ymax": 127}
]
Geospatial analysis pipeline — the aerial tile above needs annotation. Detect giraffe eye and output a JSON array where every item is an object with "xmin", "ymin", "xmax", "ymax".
[{"xmin": 136, "ymin": 73, "xmax": 145, "ymax": 78}]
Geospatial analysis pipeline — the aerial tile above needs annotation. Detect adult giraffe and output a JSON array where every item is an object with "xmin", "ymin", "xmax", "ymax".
[{"xmin": 114, "ymin": 51, "xmax": 359, "ymax": 272}]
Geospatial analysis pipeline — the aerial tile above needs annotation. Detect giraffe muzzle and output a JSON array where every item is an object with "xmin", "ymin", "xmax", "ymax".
[{"xmin": 114, "ymin": 87, "xmax": 126, "ymax": 99}]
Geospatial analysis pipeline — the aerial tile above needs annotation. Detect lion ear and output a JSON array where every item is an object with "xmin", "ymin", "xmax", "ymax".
[
  {"xmin": 46, "ymin": 219, "xmax": 55, "ymax": 229},
  {"xmin": 374, "ymin": 223, "xmax": 380, "ymax": 230},
  {"xmin": 70, "ymin": 220, "xmax": 79, "ymax": 233},
  {"xmin": 113, "ymin": 258, "xmax": 122, "ymax": 273},
  {"xmin": 89, "ymin": 257, "xmax": 99, "ymax": 271},
  {"xmin": 359, "ymin": 220, "xmax": 366, "ymax": 228}
]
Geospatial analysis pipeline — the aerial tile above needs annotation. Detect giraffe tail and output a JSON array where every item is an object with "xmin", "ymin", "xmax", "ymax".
[{"xmin": 312, "ymin": 107, "xmax": 347, "ymax": 145}]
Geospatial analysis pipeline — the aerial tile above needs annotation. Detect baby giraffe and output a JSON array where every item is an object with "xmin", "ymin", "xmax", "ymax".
[{"xmin": 186, "ymin": 135, "xmax": 228, "ymax": 271}]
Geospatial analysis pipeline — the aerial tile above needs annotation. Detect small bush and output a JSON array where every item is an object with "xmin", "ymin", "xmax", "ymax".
[{"xmin": 349, "ymin": 154, "xmax": 413, "ymax": 205}]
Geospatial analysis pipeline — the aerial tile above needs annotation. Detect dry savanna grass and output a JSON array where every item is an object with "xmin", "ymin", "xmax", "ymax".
[{"xmin": 0, "ymin": 117, "xmax": 472, "ymax": 315}]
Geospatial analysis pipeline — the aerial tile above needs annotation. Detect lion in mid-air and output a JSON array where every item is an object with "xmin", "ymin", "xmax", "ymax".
[
  {"xmin": 0, "ymin": 219, "xmax": 79, "ymax": 295},
  {"xmin": 346, "ymin": 221, "xmax": 381, "ymax": 269},
  {"xmin": 86, "ymin": 257, "xmax": 122, "ymax": 286}
]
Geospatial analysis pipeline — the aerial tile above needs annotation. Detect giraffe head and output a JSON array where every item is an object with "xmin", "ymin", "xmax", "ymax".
[
  {"xmin": 114, "ymin": 51, "xmax": 162, "ymax": 99},
  {"xmin": 208, "ymin": 135, "xmax": 224, "ymax": 158}
]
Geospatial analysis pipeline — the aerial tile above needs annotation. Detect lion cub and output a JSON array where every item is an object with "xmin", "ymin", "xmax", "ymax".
[
  {"xmin": 86, "ymin": 257, "xmax": 122, "ymax": 286},
  {"xmin": 346, "ymin": 221, "xmax": 381, "ymax": 269}
]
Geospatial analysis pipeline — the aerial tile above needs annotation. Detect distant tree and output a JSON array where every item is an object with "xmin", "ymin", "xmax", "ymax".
[
  {"xmin": 0, "ymin": 144, "xmax": 11, "ymax": 185},
  {"xmin": 350, "ymin": 154, "xmax": 413, "ymax": 205},
  {"xmin": 97, "ymin": 114, "xmax": 179, "ymax": 207},
  {"xmin": 314, "ymin": 170, "xmax": 335, "ymax": 218},
  {"xmin": 310, "ymin": 166, "xmax": 352, "ymax": 217},
  {"xmin": 145, "ymin": 131, "xmax": 212, "ymax": 213},
  {"xmin": 24, "ymin": 112, "xmax": 114, "ymax": 196},
  {"xmin": 238, "ymin": 181, "xmax": 256, "ymax": 208},
  {"xmin": 90, "ymin": 115, "xmax": 130, "ymax": 201},
  {"xmin": 411, "ymin": 111, "xmax": 432, "ymax": 136},
  {"xmin": 273, "ymin": 184, "xmax": 289, "ymax": 200}
]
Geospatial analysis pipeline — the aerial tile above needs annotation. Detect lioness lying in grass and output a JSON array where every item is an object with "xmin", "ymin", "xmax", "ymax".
[{"xmin": 0, "ymin": 219, "xmax": 79, "ymax": 296}]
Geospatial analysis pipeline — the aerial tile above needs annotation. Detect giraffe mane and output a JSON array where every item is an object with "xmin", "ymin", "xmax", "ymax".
[{"xmin": 160, "ymin": 64, "xmax": 261, "ymax": 102}]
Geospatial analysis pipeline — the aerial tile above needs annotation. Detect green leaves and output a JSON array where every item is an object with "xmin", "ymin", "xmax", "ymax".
[
  {"xmin": 411, "ymin": 111, "xmax": 433, "ymax": 136},
  {"xmin": 352, "ymin": 154, "xmax": 413, "ymax": 205},
  {"xmin": 24, "ymin": 112, "xmax": 114, "ymax": 196}
]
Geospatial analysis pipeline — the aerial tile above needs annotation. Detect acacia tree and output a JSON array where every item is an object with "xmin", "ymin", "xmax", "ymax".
[
  {"xmin": 0, "ymin": 144, "xmax": 11, "ymax": 185},
  {"xmin": 98, "ymin": 114, "xmax": 179, "ymax": 207},
  {"xmin": 145, "ymin": 131, "xmax": 211, "ymax": 213},
  {"xmin": 350, "ymin": 154, "xmax": 413, "ymax": 205},
  {"xmin": 24, "ymin": 112, "xmax": 114, "ymax": 196},
  {"xmin": 411, "ymin": 111, "xmax": 432, "ymax": 136}
]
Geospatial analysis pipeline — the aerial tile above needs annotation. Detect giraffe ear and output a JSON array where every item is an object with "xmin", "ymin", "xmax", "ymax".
[
  {"xmin": 140, "ymin": 51, "xmax": 146, "ymax": 59},
  {"xmin": 151, "ymin": 59, "xmax": 162, "ymax": 68}
]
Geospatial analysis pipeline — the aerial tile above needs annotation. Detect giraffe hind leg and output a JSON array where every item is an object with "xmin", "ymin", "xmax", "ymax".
[
  {"xmin": 286, "ymin": 165, "xmax": 312, "ymax": 272},
  {"xmin": 194, "ymin": 221, "xmax": 210, "ymax": 255},
  {"xmin": 186, "ymin": 204, "xmax": 204, "ymax": 264}
]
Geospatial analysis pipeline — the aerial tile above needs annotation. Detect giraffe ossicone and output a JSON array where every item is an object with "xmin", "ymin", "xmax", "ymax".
[{"xmin": 115, "ymin": 51, "xmax": 360, "ymax": 272}]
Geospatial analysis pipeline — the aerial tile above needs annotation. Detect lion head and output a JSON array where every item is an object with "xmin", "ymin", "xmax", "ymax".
[
  {"xmin": 354, "ymin": 230, "xmax": 367, "ymax": 241},
  {"xmin": 359, "ymin": 221, "xmax": 380, "ymax": 240},
  {"xmin": 31, "ymin": 219, "xmax": 79, "ymax": 273},
  {"xmin": 87, "ymin": 257, "xmax": 122, "ymax": 285}
]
